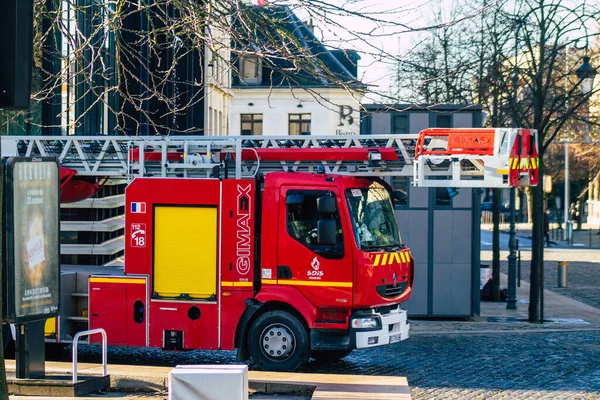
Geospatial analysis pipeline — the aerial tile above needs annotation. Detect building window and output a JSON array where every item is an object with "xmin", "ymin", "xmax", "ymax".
[
  {"xmin": 289, "ymin": 114, "xmax": 311, "ymax": 135},
  {"xmin": 392, "ymin": 115, "xmax": 409, "ymax": 134},
  {"xmin": 241, "ymin": 114, "xmax": 263, "ymax": 135},
  {"xmin": 436, "ymin": 114, "xmax": 452, "ymax": 128},
  {"xmin": 435, "ymin": 187, "xmax": 452, "ymax": 207},
  {"xmin": 286, "ymin": 189, "xmax": 343, "ymax": 259},
  {"xmin": 240, "ymin": 56, "xmax": 262, "ymax": 85},
  {"xmin": 391, "ymin": 177, "xmax": 409, "ymax": 207}
]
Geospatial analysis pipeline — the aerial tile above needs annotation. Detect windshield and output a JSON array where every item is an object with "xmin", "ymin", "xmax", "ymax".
[{"xmin": 345, "ymin": 182, "xmax": 402, "ymax": 251}]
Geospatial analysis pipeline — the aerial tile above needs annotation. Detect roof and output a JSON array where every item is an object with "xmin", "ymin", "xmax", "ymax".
[
  {"xmin": 232, "ymin": 5, "xmax": 363, "ymax": 89},
  {"xmin": 362, "ymin": 104, "xmax": 483, "ymax": 113}
]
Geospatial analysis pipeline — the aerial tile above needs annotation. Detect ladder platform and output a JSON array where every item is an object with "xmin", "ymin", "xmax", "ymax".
[{"xmin": 413, "ymin": 128, "xmax": 539, "ymax": 188}]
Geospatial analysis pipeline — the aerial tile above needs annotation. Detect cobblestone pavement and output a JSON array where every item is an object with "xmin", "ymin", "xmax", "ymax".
[{"xmin": 48, "ymin": 329, "xmax": 600, "ymax": 399}]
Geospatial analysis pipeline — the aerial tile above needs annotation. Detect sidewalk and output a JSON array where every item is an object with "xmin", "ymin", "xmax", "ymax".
[
  {"xmin": 482, "ymin": 222, "xmax": 600, "ymax": 248},
  {"xmin": 544, "ymin": 222, "xmax": 600, "ymax": 248},
  {"xmin": 4, "ymin": 362, "xmax": 411, "ymax": 400},
  {"xmin": 411, "ymin": 271, "xmax": 600, "ymax": 335},
  {"xmin": 412, "ymin": 242, "xmax": 600, "ymax": 334}
]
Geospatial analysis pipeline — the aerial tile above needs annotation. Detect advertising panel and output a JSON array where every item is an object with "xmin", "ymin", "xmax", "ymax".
[{"xmin": 3, "ymin": 157, "xmax": 60, "ymax": 323}]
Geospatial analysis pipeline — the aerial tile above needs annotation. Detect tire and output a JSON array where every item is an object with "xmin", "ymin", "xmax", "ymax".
[
  {"xmin": 248, "ymin": 310, "xmax": 309, "ymax": 372},
  {"xmin": 45, "ymin": 342, "xmax": 68, "ymax": 359},
  {"xmin": 311, "ymin": 349, "xmax": 352, "ymax": 362}
]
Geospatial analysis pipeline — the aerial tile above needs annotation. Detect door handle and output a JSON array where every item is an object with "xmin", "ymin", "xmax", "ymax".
[{"xmin": 277, "ymin": 265, "xmax": 293, "ymax": 279}]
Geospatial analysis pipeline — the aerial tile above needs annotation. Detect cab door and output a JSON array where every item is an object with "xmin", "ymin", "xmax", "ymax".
[{"xmin": 276, "ymin": 187, "xmax": 352, "ymax": 308}]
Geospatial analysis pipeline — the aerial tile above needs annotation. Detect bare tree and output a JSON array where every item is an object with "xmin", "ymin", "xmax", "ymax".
[
  {"xmin": 392, "ymin": 0, "xmax": 600, "ymax": 321},
  {"xmin": 472, "ymin": 0, "xmax": 513, "ymax": 303},
  {"xmin": 506, "ymin": 0, "xmax": 600, "ymax": 322},
  {"xmin": 393, "ymin": 0, "xmax": 517, "ymax": 302},
  {"xmin": 1, "ymin": 0, "xmax": 482, "ymax": 135},
  {"xmin": 393, "ymin": 0, "xmax": 476, "ymax": 104}
]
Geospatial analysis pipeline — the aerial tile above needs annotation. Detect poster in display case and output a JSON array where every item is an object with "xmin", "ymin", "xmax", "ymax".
[{"xmin": 3, "ymin": 157, "xmax": 60, "ymax": 324}]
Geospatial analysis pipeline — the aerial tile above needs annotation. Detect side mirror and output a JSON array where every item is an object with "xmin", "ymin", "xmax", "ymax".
[
  {"xmin": 317, "ymin": 196, "xmax": 336, "ymax": 214},
  {"xmin": 317, "ymin": 219, "xmax": 337, "ymax": 246}
]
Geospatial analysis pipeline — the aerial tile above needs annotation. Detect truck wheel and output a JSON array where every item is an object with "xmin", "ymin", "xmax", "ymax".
[
  {"xmin": 312, "ymin": 349, "xmax": 352, "ymax": 362},
  {"xmin": 248, "ymin": 310, "xmax": 308, "ymax": 372},
  {"xmin": 45, "ymin": 343, "xmax": 68, "ymax": 358}
]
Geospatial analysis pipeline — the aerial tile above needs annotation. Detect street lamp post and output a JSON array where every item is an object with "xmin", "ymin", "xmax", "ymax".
[
  {"xmin": 564, "ymin": 56, "xmax": 597, "ymax": 241},
  {"xmin": 575, "ymin": 56, "xmax": 596, "ymax": 96},
  {"xmin": 506, "ymin": 22, "xmax": 521, "ymax": 311},
  {"xmin": 575, "ymin": 55, "xmax": 596, "ymax": 145},
  {"xmin": 564, "ymin": 139, "xmax": 569, "ymax": 241}
]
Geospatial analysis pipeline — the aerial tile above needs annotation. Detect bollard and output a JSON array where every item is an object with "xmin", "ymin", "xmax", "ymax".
[
  {"xmin": 517, "ymin": 250, "xmax": 521, "ymax": 288},
  {"xmin": 558, "ymin": 261, "xmax": 568, "ymax": 288},
  {"xmin": 567, "ymin": 221, "xmax": 573, "ymax": 246}
]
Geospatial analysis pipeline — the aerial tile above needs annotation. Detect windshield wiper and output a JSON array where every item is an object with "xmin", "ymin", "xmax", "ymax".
[
  {"xmin": 361, "ymin": 245, "xmax": 385, "ymax": 251},
  {"xmin": 361, "ymin": 244, "xmax": 401, "ymax": 251}
]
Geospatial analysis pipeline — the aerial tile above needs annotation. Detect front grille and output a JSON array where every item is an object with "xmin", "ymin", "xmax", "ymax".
[
  {"xmin": 375, "ymin": 304, "xmax": 399, "ymax": 315},
  {"xmin": 376, "ymin": 281, "xmax": 408, "ymax": 298}
]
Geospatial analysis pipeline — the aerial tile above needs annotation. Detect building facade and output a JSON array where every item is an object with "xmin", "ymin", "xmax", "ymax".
[
  {"xmin": 0, "ymin": 1, "xmax": 231, "ymax": 266},
  {"xmin": 230, "ymin": 5, "xmax": 363, "ymax": 136},
  {"xmin": 230, "ymin": 88, "xmax": 360, "ymax": 136}
]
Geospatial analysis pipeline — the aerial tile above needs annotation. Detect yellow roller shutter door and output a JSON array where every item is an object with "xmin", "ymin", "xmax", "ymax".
[{"xmin": 154, "ymin": 206, "xmax": 217, "ymax": 299}]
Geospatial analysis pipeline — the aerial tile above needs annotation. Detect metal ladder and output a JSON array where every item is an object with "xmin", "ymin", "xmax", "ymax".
[
  {"xmin": 1, "ymin": 134, "xmax": 417, "ymax": 178},
  {"xmin": 1, "ymin": 132, "xmax": 527, "ymax": 188}
]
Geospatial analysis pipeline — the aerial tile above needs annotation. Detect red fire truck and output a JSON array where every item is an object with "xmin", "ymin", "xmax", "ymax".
[
  {"xmin": 3, "ymin": 128, "xmax": 538, "ymax": 371},
  {"xmin": 88, "ymin": 141, "xmax": 413, "ymax": 372}
]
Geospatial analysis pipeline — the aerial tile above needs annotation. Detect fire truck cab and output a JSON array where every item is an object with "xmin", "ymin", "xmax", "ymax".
[{"xmin": 88, "ymin": 170, "xmax": 412, "ymax": 371}]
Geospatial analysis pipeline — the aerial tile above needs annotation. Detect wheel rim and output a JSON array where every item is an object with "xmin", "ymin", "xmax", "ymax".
[{"xmin": 260, "ymin": 323, "xmax": 296, "ymax": 361}]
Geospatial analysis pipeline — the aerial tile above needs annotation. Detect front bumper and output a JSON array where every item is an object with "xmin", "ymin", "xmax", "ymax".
[{"xmin": 355, "ymin": 308, "xmax": 410, "ymax": 348}]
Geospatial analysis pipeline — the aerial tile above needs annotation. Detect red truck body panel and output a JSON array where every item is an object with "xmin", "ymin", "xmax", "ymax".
[
  {"xmin": 87, "ymin": 171, "xmax": 412, "ymax": 353},
  {"xmin": 89, "ymin": 276, "xmax": 147, "ymax": 346}
]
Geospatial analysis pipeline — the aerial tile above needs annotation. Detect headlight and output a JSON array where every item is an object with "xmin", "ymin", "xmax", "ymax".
[{"xmin": 351, "ymin": 316, "xmax": 381, "ymax": 329}]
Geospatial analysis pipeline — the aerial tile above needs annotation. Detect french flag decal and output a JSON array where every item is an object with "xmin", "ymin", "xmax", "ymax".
[{"xmin": 131, "ymin": 202, "xmax": 146, "ymax": 214}]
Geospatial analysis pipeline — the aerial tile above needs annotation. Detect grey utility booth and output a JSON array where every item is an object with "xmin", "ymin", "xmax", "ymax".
[
  {"xmin": 396, "ymin": 187, "xmax": 481, "ymax": 317},
  {"xmin": 361, "ymin": 103, "xmax": 484, "ymax": 317}
]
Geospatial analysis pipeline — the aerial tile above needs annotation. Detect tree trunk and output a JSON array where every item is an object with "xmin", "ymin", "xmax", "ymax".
[
  {"xmin": 529, "ymin": 164, "xmax": 544, "ymax": 323},
  {"xmin": 492, "ymin": 188, "xmax": 501, "ymax": 301}
]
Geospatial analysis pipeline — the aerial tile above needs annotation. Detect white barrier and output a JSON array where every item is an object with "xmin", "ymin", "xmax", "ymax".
[
  {"xmin": 72, "ymin": 328, "xmax": 107, "ymax": 384},
  {"xmin": 169, "ymin": 365, "xmax": 248, "ymax": 400}
]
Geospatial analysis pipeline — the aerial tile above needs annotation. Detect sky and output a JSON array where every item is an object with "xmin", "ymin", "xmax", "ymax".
[
  {"xmin": 291, "ymin": 0, "xmax": 443, "ymax": 101},
  {"xmin": 289, "ymin": 0, "xmax": 600, "ymax": 102}
]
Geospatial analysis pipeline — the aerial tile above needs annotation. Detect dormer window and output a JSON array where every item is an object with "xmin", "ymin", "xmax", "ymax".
[{"xmin": 240, "ymin": 56, "xmax": 262, "ymax": 85}]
